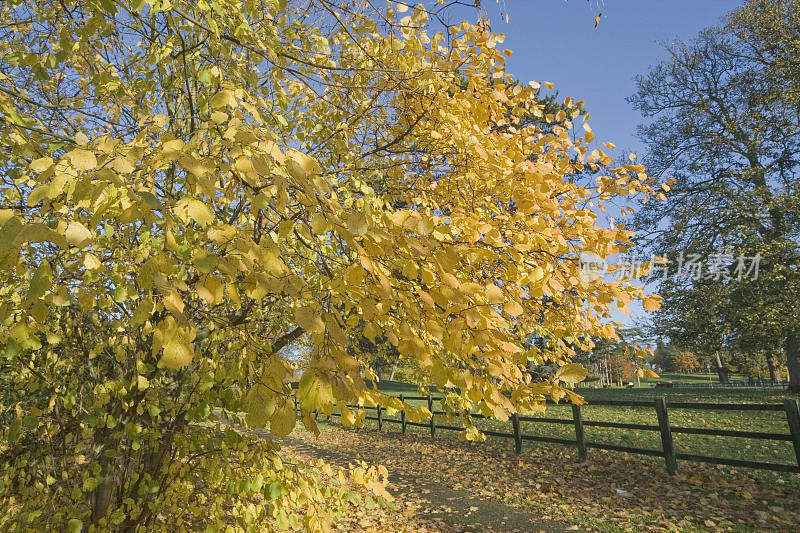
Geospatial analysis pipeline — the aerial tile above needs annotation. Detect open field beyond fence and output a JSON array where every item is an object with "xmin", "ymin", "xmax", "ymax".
[{"xmin": 308, "ymin": 382, "xmax": 800, "ymax": 476}]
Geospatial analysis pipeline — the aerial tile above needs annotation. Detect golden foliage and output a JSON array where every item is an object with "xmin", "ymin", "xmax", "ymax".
[{"xmin": 0, "ymin": 0, "xmax": 659, "ymax": 529}]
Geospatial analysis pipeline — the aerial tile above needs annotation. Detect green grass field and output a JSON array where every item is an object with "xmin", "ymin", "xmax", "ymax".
[
  {"xmin": 328, "ymin": 379, "xmax": 800, "ymax": 472},
  {"xmin": 645, "ymin": 372, "xmax": 739, "ymax": 382},
  {"xmin": 640, "ymin": 371, "xmax": 772, "ymax": 385}
]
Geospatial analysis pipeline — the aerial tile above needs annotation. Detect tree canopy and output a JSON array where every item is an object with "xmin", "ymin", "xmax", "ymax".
[
  {"xmin": 0, "ymin": 0, "xmax": 659, "ymax": 529},
  {"xmin": 629, "ymin": 0, "xmax": 800, "ymax": 390}
]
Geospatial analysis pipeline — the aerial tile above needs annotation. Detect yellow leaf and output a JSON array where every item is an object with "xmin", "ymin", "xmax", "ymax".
[
  {"xmin": 347, "ymin": 211, "xmax": 368, "ymax": 236},
  {"xmin": 83, "ymin": 253, "xmax": 102, "ymax": 271},
  {"xmin": 463, "ymin": 425, "xmax": 486, "ymax": 442},
  {"xmin": 67, "ymin": 149, "xmax": 97, "ymax": 171},
  {"xmin": 175, "ymin": 198, "xmax": 214, "ymax": 227},
  {"xmin": 159, "ymin": 340, "xmax": 193, "ymax": 370},
  {"xmin": 207, "ymin": 225, "xmax": 236, "ymax": 243},
  {"xmin": 164, "ymin": 289, "xmax": 185, "ymax": 314},
  {"xmin": 295, "ymin": 305, "xmax": 324, "ymax": 334},
  {"xmin": 131, "ymin": 297, "xmax": 153, "ymax": 326},
  {"xmin": 286, "ymin": 149, "xmax": 321, "ymax": 180},
  {"xmin": 112, "ymin": 156, "xmax": 135, "ymax": 175},
  {"xmin": 344, "ymin": 264, "xmax": 365, "ymax": 286},
  {"xmin": 65, "ymin": 221, "xmax": 92, "ymax": 248},
  {"xmin": 263, "ymin": 251, "xmax": 286, "ymax": 275},
  {"xmin": 211, "ymin": 110, "xmax": 228, "ymax": 124},
  {"xmin": 234, "ymin": 156, "xmax": 255, "ymax": 176},
  {"xmin": 245, "ymin": 385, "xmax": 276, "ymax": 428},
  {"xmin": 30, "ymin": 157, "xmax": 54, "ymax": 172},
  {"xmin": 209, "ymin": 89, "xmax": 235, "ymax": 109},
  {"xmin": 270, "ymin": 398, "xmax": 297, "ymax": 438},
  {"xmin": 555, "ymin": 363, "xmax": 587, "ymax": 384},
  {"xmin": 503, "ymin": 300, "xmax": 524, "ymax": 317},
  {"xmin": 417, "ymin": 217, "xmax": 434, "ymax": 236},
  {"xmin": 642, "ymin": 295, "xmax": 662, "ymax": 311},
  {"xmin": 197, "ymin": 276, "xmax": 224, "ymax": 305},
  {"xmin": 298, "ymin": 369, "xmax": 334, "ymax": 414},
  {"xmin": 311, "ymin": 212, "xmax": 327, "ymax": 235},
  {"xmin": 485, "ymin": 283, "xmax": 504, "ymax": 305},
  {"xmin": 363, "ymin": 322, "xmax": 378, "ymax": 342},
  {"xmin": 340, "ymin": 405, "xmax": 359, "ymax": 427}
]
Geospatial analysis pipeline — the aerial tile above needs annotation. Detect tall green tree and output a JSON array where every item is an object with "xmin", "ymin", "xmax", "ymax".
[
  {"xmin": 629, "ymin": 11, "xmax": 800, "ymax": 391},
  {"xmin": 729, "ymin": 0, "xmax": 800, "ymax": 111}
]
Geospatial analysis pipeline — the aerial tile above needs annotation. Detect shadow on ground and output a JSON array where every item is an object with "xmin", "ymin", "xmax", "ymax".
[{"xmin": 284, "ymin": 436, "xmax": 578, "ymax": 533}]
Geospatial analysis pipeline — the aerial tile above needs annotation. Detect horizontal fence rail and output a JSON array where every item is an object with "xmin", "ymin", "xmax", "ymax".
[{"xmin": 310, "ymin": 395, "xmax": 800, "ymax": 476}]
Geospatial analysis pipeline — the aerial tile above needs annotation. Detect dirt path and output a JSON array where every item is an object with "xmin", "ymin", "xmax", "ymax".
[
  {"xmin": 283, "ymin": 434, "xmax": 579, "ymax": 533},
  {"xmin": 282, "ymin": 422, "xmax": 800, "ymax": 532}
]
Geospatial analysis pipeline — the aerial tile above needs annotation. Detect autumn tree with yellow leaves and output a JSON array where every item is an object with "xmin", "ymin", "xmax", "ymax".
[
  {"xmin": 0, "ymin": 0, "xmax": 660, "ymax": 529},
  {"xmin": 672, "ymin": 351, "xmax": 700, "ymax": 373}
]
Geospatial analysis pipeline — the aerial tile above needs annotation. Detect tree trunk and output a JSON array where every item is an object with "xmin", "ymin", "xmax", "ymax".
[
  {"xmin": 786, "ymin": 331, "xmax": 800, "ymax": 393},
  {"xmin": 90, "ymin": 463, "xmax": 115, "ymax": 524},
  {"xmin": 714, "ymin": 352, "xmax": 731, "ymax": 385},
  {"xmin": 766, "ymin": 352, "xmax": 779, "ymax": 383},
  {"xmin": 372, "ymin": 356, "xmax": 384, "ymax": 380},
  {"xmin": 388, "ymin": 359, "xmax": 399, "ymax": 381}
]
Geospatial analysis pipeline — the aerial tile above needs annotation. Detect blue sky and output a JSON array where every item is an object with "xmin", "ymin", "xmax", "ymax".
[
  {"xmin": 472, "ymin": 0, "xmax": 742, "ymax": 155},
  {"xmin": 453, "ymin": 0, "xmax": 742, "ymax": 327}
]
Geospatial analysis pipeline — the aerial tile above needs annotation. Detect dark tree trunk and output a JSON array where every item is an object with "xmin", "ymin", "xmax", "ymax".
[
  {"xmin": 715, "ymin": 353, "xmax": 731, "ymax": 385},
  {"xmin": 766, "ymin": 352, "xmax": 779, "ymax": 384},
  {"xmin": 786, "ymin": 331, "xmax": 800, "ymax": 393},
  {"xmin": 372, "ymin": 357, "xmax": 384, "ymax": 380}
]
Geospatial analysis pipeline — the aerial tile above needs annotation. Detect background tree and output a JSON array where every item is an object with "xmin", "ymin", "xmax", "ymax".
[
  {"xmin": 651, "ymin": 340, "xmax": 679, "ymax": 372},
  {"xmin": 672, "ymin": 350, "xmax": 700, "ymax": 373},
  {"xmin": 729, "ymin": 0, "xmax": 800, "ymax": 110},
  {"xmin": 575, "ymin": 328, "xmax": 656, "ymax": 386},
  {"xmin": 629, "ymin": 7, "xmax": 800, "ymax": 391}
]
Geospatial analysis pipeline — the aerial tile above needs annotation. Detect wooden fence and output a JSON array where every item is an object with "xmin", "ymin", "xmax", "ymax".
[{"xmin": 316, "ymin": 395, "xmax": 800, "ymax": 475}]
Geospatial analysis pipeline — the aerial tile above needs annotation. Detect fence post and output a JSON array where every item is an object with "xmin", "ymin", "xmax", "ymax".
[
  {"xmin": 400, "ymin": 393, "xmax": 407, "ymax": 434},
  {"xmin": 572, "ymin": 404, "xmax": 587, "ymax": 461},
  {"xmin": 655, "ymin": 397, "xmax": 678, "ymax": 474},
  {"xmin": 512, "ymin": 413, "xmax": 522, "ymax": 454},
  {"xmin": 784, "ymin": 398, "xmax": 800, "ymax": 473},
  {"xmin": 377, "ymin": 404, "xmax": 383, "ymax": 431},
  {"xmin": 428, "ymin": 394, "xmax": 436, "ymax": 438}
]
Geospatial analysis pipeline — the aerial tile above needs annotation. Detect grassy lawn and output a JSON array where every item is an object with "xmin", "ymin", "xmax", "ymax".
[
  {"xmin": 330, "ymin": 380, "xmax": 800, "ymax": 473},
  {"xmin": 640, "ymin": 372, "xmax": 769, "ymax": 385}
]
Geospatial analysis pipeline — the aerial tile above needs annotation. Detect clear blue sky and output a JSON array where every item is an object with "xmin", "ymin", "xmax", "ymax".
[
  {"xmin": 452, "ymin": 0, "xmax": 742, "ymax": 328},
  {"xmin": 473, "ymin": 0, "xmax": 742, "ymax": 156}
]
